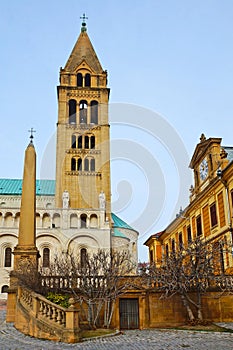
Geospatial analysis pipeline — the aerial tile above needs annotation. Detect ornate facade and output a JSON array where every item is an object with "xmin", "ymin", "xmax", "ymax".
[
  {"xmin": 145, "ymin": 134, "xmax": 233, "ymax": 272},
  {"xmin": 0, "ymin": 21, "xmax": 138, "ymax": 297}
]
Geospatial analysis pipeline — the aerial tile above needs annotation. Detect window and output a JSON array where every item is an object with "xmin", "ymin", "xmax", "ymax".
[
  {"xmin": 43, "ymin": 248, "xmax": 50, "ymax": 268},
  {"xmin": 80, "ymin": 214, "xmax": 87, "ymax": 228},
  {"xmin": 187, "ymin": 225, "xmax": 192, "ymax": 243},
  {"xmin": 78, "ymin": 158, "xmax": 82, "ymax": 171},
  {"xmin": 85, "ymin": 73, "xmax": 91, "ymax": 87},
  {"xmin": 165, "ymin": 244, "xmax": 169, "ymax": 258},
  {"xmin": 210, "ymin": 203, "xmax": 218, "ymax": 227},
  {"xmin": 150, "ymin": 250, "xmax": 153, "ymax": 263},
  {"xmin": 196, "ymin": 215, "xmax": 202, "ymax": 236},
  {"xmin": 78, "ymin": 136, "xmax": 82, "ymax": 149},
  {"xmin": 85, "ymin": 136, "xmax": 89, "ymax": 149},
  {"xmin": 84, "ymin": 158, "xmax": 89, "ymax": 171},
  {"xmin": 171, "ymin": 239, "xmax": 175, "ymax": 253},
  {"xmin": 68, "ymin": 99, "xmax": 76, "ymax": 124},
  {"xmin": 4, "ymin": 247, "xmax": 12, "ymax": 267},
  {"xmin": 178, "ymin": 232, "xmax": 183, "ymax": 249},
  {"xmin": 90, "ymin": 101, "xmax": 98, "ymax": 124},
  {"xmin": 1, "ymin": 285, "xmax": 8, "ymax": 293},
  {"xmin": 77, "ymin": 73, "xmax": 83, "ymax": 87},
  {"xmin": 90, "ymin": 136, "xmax": 95, "ymax": 149},
  {"xmin": 81, "ymin": 248, "xmax": 87, "ymax": 268},
  {"xmin": 71, "ymin": 135, "xmax": 76, "ymax": 148},
  {"xmin": 71, "ymin": 158, "xmax": 76, "ymax": 171},
  {"xmin": 90, "ymin": 159, "xmax": 95, "ymax": 171},
  {"xmin": 79, "ymin": 100, "xmax": 87, "ymax": 124}
]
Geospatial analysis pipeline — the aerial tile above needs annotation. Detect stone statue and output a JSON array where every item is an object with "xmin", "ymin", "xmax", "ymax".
[
  {"xmin": 99, "ymin": 191, "xmax": 105, "ymax": 209},
  {"xmin": 62, "ymin": 190, "xmax": 69, "ymax": 209}
]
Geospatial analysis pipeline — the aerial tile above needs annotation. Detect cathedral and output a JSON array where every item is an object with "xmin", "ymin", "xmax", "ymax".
[{"xmin": 0, "ymin": 18, "xmax": 138, "ymax": 297}]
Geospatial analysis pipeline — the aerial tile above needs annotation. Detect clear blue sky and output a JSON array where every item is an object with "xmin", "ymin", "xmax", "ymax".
[{"xmin": 1, "ymin": 1, "xmax": 233, "ymax": 261}]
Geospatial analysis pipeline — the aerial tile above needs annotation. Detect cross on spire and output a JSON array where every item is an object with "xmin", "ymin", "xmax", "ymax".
[
  {"xmin": 80, "ymin": 13, "xmax": 88, "ymax": 32},
  {"xmin": 28, "ymin": 127, "xmax": 36, "ymax": 144}
]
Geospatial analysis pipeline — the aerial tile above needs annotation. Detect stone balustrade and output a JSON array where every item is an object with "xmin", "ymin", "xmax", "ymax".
[{"xmin": 14, "ymin": 286, "xmax": 80, "ymax": 343}]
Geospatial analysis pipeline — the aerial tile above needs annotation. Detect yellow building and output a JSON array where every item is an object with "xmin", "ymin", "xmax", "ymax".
[
  {"xmin": 0, "ymin": 19, "xmax": 138, "ymax": 298},
  {"xmin": 145, "ymin": 133, "xmax": 233, "ymax": 272}
]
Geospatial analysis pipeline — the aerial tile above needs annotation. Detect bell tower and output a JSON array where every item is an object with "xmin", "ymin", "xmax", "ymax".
[{"xmin": 55, "ymin": 16, "xmax": 111, "ymax": 214}]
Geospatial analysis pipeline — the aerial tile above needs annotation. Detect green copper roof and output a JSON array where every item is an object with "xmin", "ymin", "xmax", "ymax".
[
  {"xmin": 113, "ymin": 228, "xmax": 128, "ymax": 239},
  {"xmin": 0, "ymin": 179, "xmax": 55, "ymax": 196},
  {"xmin": 111, "ymin": 213, "xmax": 134, "ymax": 230}
]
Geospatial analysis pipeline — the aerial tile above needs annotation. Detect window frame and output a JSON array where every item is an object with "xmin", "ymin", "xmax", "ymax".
[
  {"xmin": 196, "ymin": 215, "xmax": 202, "ymax": 236},
  {"xmin": 210, "ymin": 202, "xmax": 218, "ymax": 227}
]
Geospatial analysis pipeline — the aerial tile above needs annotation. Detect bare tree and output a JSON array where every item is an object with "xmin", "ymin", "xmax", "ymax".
[
  {"xmin": 41, "ymin": 249, "xmax": 136, "ymax": 329},
  {"xmin": 144, "ymin": 237, "xmax": 229, "ymax": 324}
]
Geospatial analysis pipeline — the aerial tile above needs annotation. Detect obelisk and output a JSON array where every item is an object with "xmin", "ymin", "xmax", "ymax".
[
  {"xmin": 7, "ymin": 133, "xmax": 39, "ymax": 322},
  {"xmin": 13, "ymin": 133, "xmax": 39, "ymax": 268}
]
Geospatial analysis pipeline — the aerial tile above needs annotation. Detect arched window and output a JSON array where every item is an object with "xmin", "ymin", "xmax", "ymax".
[
  {"xmin": 90, "ymin": 214, "xmax": 98, "ymax": 228},
  {"xmin": 79, "ymin": 100, "xmax": 87, "ymax": 124},
  {"xmin": 71, "ymin": 135, "xmax": 76, "ymax": 148},
  {"xmin": 42, "ymin": 213, "xmax": 50, "ymax": 228},
  {"xmin": 90, "ymin": 136, "xmax": 95, "ymax": 149},
  {"xmin": 90, "ymin": 101, "xmax": 98, "ymax": 124},
  {"xmin": 71, "ymin": 158, "xmax": 76, "ymax": 171},
  {"xmin": 85, "ymin": 136, "xmax": 89, "ymax": 149},
  {"xmin": 77, "ymin": 73, "xmax": 83, "ymax": 87},
  {"xmin": 80, "ymin": 214, "xmax": 87, "ymax": 228},
  {"xmin": 43, "ymin": 248, "xmax": 50, "ymax": 268},
  {"xmin": 69, "ymin": 99, "xmax": 76, "ymax": 124},
  {"xmin": 78, "ymin": 136, "xmax": 82, "ymax": 149},
  {"xmin": 85, "ymin": 73, "xmax": 91, "ymax": 87},
  {"xmin": 53, "ymin": 214, "xmax": 60, "ymax": 228},
  {"xmin": 5, "ymin": 213, "xmax": 13, "ymax": 227},
  {"xmin": 84, "ymin": 158, "xmax": 89, "ymax": 171},
  {"xmin": 1, "ymin": 285, "xmax": 8, "ymax": 293},
  {"xmin": 4, "ymin": 247, "xmax": 12, "ymax": 267},
  {"xmin": 70, "ymin": 214, "xmax": 78, "ymax": 228},
  {"xmin": 80, "ymin": 248, "xmax": 87, "ymax": 268},
  {"xmin": 78, "ymin": 158, "xmax": 82, "ymax": 171},
  {"xmin": 90, "ymin": 159, "xmax": 95, "ymax": 171}
]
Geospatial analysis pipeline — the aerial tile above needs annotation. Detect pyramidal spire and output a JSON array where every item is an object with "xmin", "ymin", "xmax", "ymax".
[{"xmin": 64, "ymin": 14, "xmax": 103, "ymax": 73}]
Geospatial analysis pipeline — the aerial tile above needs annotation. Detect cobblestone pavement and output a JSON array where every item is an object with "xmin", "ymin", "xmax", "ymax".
[{"xmin": 0, "ymin": 306, "xmax": 233, "ymax": 350}]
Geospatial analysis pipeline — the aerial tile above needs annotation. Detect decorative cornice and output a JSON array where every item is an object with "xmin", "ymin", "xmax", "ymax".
[
  {"xmin": 66, "ymin": 149, "xmax": 101, "ymax": 155},
  {"xmin": 66, "ymin": 124, "xmax": 101, "ymax": 131},
  {"xmin": 65, "ymin": 171, "xmax": 101, "ymax": 177},
  {"xmin": 67, "ymin": 90, "xmax": 101, "ymax": 99}
]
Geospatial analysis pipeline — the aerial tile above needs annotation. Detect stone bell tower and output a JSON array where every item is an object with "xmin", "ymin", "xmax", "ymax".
[{"xmin": 55, "ymin": 16, "xmax": 111, "ymax": 215}]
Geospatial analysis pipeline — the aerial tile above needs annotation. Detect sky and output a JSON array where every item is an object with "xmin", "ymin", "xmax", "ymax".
[{"xmin": 1, "ymin": 0, "xmax": 233, "ymax": 261}]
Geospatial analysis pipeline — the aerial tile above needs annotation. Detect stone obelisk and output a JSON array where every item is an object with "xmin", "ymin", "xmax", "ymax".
[{"xmin": 7, "ymin": 134, "xmax": 39, "ymax": 322}]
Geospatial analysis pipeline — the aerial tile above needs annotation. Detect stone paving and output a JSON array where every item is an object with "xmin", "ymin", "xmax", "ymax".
[{"xmin": 0, "ymin": 303, "xmax": 233, "ymax": 350}]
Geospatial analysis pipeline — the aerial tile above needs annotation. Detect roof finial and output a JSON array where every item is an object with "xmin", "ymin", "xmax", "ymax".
[
  {"xmin": 200, "ymin": 133, "xmax": 206, "ymax": 142},
  {"xmin": 80, "ymin": 13, "xmax": 88, "ymax": 32},
  {"xmin": 28, "ymin": 127, "xmax": 36, "ymax": 144}
]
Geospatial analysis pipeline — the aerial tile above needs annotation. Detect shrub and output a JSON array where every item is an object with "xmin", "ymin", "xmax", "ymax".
[{"xmin": 46, "ymin": 292, "xmax": 70, "ymax": 308}]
